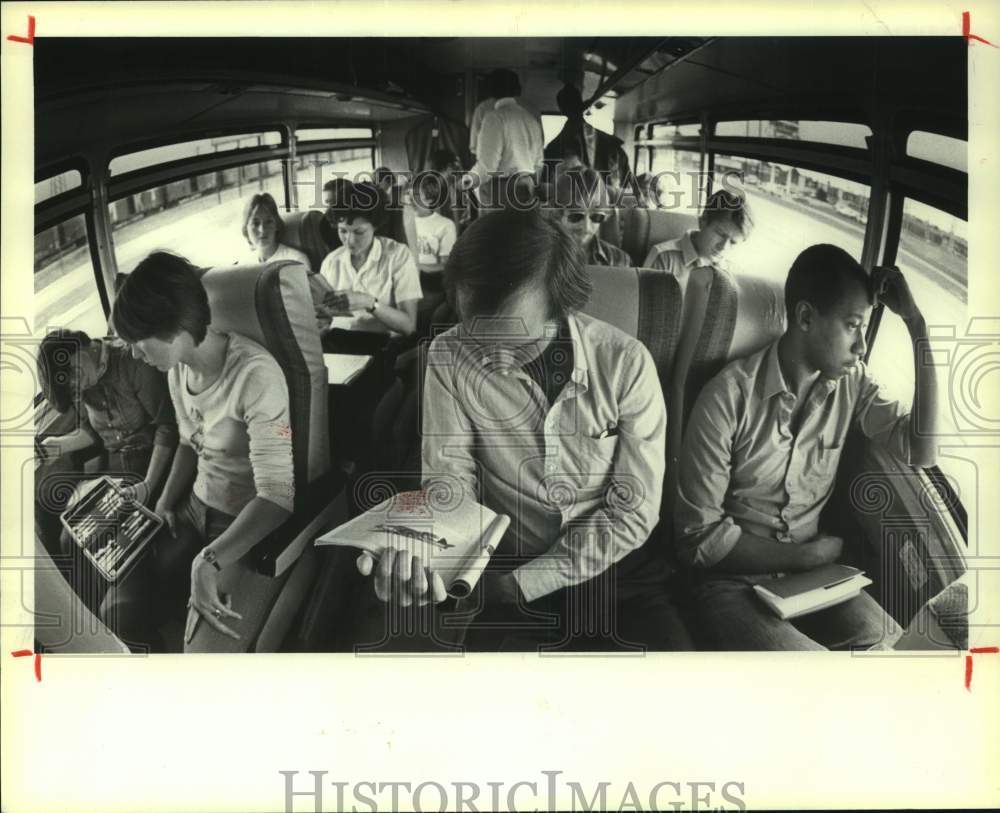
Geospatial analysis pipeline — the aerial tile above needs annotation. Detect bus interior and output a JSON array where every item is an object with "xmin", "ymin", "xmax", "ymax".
[{"xmin": 31, "ymin": 35, "xmax": 969, "ymax": 653}]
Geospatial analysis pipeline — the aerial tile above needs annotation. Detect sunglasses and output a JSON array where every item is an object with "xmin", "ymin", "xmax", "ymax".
[{"xmin": 563, "ymin": 210, "xmax": 608, "ymax": 225}]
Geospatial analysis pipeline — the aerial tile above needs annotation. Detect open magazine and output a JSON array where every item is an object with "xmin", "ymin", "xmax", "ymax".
[{"xmin": 315, "ymin": 490, "xmax": 510, "ymax": 599}]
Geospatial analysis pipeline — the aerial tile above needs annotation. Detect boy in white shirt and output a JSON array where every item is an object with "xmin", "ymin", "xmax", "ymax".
[{"xmin": 412, "ymin": 173, "xmax": 458, "ymax": 273}]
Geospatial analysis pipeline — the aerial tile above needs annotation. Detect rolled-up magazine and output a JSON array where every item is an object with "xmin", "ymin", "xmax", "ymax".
[{"xmin": 315, "ymin": 490, "xmax": 510, "ymax": 598}]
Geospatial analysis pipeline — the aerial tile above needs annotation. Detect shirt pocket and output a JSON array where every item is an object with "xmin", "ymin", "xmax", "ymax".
[
  {"xmin": 805, "ymin": 440, "xmax": 843, "ymax": 499},
  {"xmin": 561, "ymin": 433, "xmax": 619, "ymax": 495}
]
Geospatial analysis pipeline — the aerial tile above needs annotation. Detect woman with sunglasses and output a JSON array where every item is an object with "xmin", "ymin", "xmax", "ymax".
[{"xmin": 552, "ymin": 166, "xmax": 631, "ymax": 268}]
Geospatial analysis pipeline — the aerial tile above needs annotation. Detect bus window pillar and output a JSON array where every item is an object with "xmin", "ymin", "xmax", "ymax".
[{"xmin": 88, "ymin": 150, "xmax": 118, "ymax": 309}]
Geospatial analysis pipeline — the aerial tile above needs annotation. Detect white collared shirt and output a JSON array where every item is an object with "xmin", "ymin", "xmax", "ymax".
[
  {"xmin": 470, "ymin": 97, "xmax": 544, "ymax": 182},
  {"xmin": 318, "ymin": 236, "xmax": 421, "ymax": 333},
  {"xmin": 421, "ymin": 312, "xmax": 666, "ymax": 602},
  {"xmin": 643, "ymin": 230, "xmax": 714, "ymax": 302}
]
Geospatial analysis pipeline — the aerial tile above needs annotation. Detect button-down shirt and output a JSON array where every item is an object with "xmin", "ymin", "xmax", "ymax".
[
  {"xmin": 675, "ymin": 339, "xmax": 913, "ymax": 570},
  {"xmin": 470, "ymin": 98, "xmax": 544, "ymax": 182},
  {"xmin": 80, "ymin": 340, "xmax": 178, "ymax": 454},
  {"xmin": 421, "ymin": 312, "xmax": 666, "ymax": 603},
  {"xmin": 587, "ymin": 236, "xmax": 632, "ymax": 269},
  {"xmin": 318, "ymin": 236, "xmax": 421, "ymax": 334},
  {"xmin": 642, "ymin": 230, "xmax": 714, "ymax": 301}
]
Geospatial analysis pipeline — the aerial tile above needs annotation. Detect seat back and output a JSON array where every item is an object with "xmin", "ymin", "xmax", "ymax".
[
  {"xmin": 664, "ymin": 268, "xmax": 785, "ymax": 515},
  {"xmin": 282, "ymin": 210, "xmax": 337, "ymax": 272},
  {"xmin": 621, "ymin": 207, "xmax": 698, "ymax": 266},
  {"xmin": 201, "ymin": 260, "xmax": 330, "ymax": 504}
]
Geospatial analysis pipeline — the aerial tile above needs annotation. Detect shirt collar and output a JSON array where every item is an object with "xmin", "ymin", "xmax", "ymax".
[
  {"xmin": 459, "ymin": 313, "xmax": 589, "ymax": 389},
  {"xmin": 761, "ymin": 338, "xmax": 838, "ymax": 401},
  {"xmin": 679, "ymin": 230, "xmax": 711, "ymax": 269},
  {"xmin": 588, "ymin": 237, "xmax": 610, "ymax": 265},
  {"xmin": 761, "ymin": 340, "xmax": 790, "ymax": 400},
  {"xmin": 342, "ymin": 236, "xmax": 382, "ymax": 272},
  {"xmin": 495, "ymin": 97, "xmax": 517, "ymax": 109}
]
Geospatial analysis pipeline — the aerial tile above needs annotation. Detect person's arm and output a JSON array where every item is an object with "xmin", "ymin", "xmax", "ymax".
[
  {"xmin": 187, "ymin": 360, "xmax": 294, "ymax": 638},
  {"xmin": 358, "ymin": 334, "xmax": 476, "ymax": 604},
  {"xmin": 40, "ymin": 427, "xmax": 98, "ymax": 460},
  {"xmin": 509, "ymin": 343, "xmax": 666, "ymax": 603},
  {"xmin": 128, "ymin": 359, "xmax": 179, "ymax": 502},
  {"xmin": 469, "ymin": 110, "xmax": 502, "ymax": 180},
  {"xmin": 153, "ymin": 443, "xmax": 198, "ymax": 535},
  {"xmin": 675, "ymin": 373, "xmax": 832, "ymax": 573},
  {"xmin": 864, "ymin": 266, "xmax": 938, "ymax": 468}
]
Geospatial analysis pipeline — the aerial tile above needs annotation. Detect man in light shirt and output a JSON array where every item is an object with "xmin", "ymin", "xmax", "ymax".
[
  {"xmin": 467, "ymin": 69, "xmax": 544, "ymax": 210},
  {"xmin": 355, "ymin": 209, "xmax": 692, "ymax": 651},
  {"xmin": 643, "ymin": 189, "xmax": 753, "ymax": 302},
  {"xmin": 675, "ymin": 245, "xmax": 938, "ymax": 650}
]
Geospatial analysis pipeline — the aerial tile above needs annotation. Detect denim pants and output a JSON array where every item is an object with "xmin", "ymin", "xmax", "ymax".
[{"xmin": 690, "ymin": 576, "xmax": 902, "ymax": 651}]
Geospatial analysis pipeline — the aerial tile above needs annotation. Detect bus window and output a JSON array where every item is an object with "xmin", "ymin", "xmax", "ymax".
[
  {"xmin": 295, "ymin": 127, "xmax": 374, "ymax": 142},
  {"xmin": 542, "ymin": 115, "xmax": 566, "ymax": 146},
  {"xmin": 649, "ymin": 147, "xmax": 702, "ymax": 213},
  {"xmin": 715, "ymin": 120, "xmax": 871, "ymax": 150},
  {"xmin": 109, "ymin": 133, "xmax": 282, "ymax": 176},
  {"xmin": 34, "ymin": 215, "xmax": 106, "ymax": 339},
  {"xmin": 714, "ymin": 155, "xmax": 869, "ymax": 283},
  {"xmin": 108, "ymin": 160, "xmax": 284, "ymax": 273},
  {"xmin": 35, "ymin": 170, "xmax": 82, "ymax": 206},
  {"xmin": 650, "ymin": 123, "xmax": 700, "ymax": 138},
  {"xmin": 906, "ymin": 131, "xmax": 967, "ymax": 173},
  {"xmin": 292, "ymin": 147, "xmax": 375, "ymax": 209},
  {"xmin": 867, "ymin": 199, "xmax": 969, "ymax": 501}
]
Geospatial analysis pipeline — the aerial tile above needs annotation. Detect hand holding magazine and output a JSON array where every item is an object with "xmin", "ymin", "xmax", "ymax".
[{"xmin": 315, "ymin": 490, "xmax": 510, "ymax": 599}]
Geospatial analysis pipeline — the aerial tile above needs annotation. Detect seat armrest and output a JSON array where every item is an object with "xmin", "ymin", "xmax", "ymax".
[{"xmin": 252, "ymin": 470, "xmax": 345, "ymax": 576}]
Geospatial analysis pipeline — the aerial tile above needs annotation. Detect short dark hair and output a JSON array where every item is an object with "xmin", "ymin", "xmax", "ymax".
[
  {"xmin": 785, "ymin": 244, "xmax": 873, "ymax": 318},
  {"xmin": 412, "ymin": 171, "xmax": 447, "ymax": 210},
  {"xmin": 37, "ymin": 329, "xmax": 91, "ymax": 413},
  {"xmin": 333, "ymin": 181, "xmax": 388, "ymax": 231},
  {"xmin": 112, "ymin": 251, "xmax": 211, "ymax": 345},
  {"xmin": 701, "ymin": 189, "xmax": 753, "ymax": 235},
  {"xmin": 373, "ymin": 166, "xmax": 394, "ymax": 187},
  {"xmin": 555, "ymin": 83, "xmax": 585, "ymax": 118},
  {"xmin": 485, "ymin": 68, "xmax": 521, "ymax": 99},
  {"xmin": 444, "ymin": 208, "xmax": 591, "ymax": 320},
  {"xmin": 429, "ymin": 149, "xmax": 460, "ymax": 173},
  {"xmin": 552, "ymin": 166, "xmax": 608, "ymax": 209},
  {"xmin": 241, "ymin": 192, "xmax": 284, "ymax": 246}
]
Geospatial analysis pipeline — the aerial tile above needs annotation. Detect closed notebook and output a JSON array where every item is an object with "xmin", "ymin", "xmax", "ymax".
[
  {"xmin": 314, "ymin": 490, "xmax": 510, "ymax": 599},
  {"xmin": 753, "ymin": 564, "xmax": 873, "ymax": 620}
]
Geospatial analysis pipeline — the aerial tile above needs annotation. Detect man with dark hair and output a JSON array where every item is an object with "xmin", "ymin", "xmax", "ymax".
[
  {"xmin": 644, "ymin": 189, "xmax": 753, "ymax": 299},
  {"xmin": 675, "ymin": 244, "xmax": 938, "ymax": 650},
  {"xmin": 356, "ymin": 208, "xmax": 692, "ymax": 651},
  {"xmin": 543, "ymin": 82, "xmax": 631, "ymax": 193},
  {"xmin": 551, "ymin": 166, "xmax": 631, "ymax": 268}
]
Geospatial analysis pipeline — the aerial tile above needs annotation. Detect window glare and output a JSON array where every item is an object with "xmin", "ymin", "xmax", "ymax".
[
  {"xmin": 109, "ymin": 133, "xmax": 281, "ymax": 176},
  {"xmin": 35, "ymin": 170, "xmax": 82, "ymax": 205},
  {"xmin": 906, "ymin": 131, "xmax": 967, "ymax": 173}
]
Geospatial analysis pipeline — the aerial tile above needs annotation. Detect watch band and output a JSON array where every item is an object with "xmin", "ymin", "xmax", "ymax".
[
  {"xmin": 200, "ymin": 547, "xmax": 222, "ymax": 572},
  {"xmin": 367, "ymin": 298, "xmax": 378, "ymax": 314}
]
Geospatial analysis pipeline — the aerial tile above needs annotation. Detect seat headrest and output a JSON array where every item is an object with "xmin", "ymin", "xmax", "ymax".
[
  {"xmin": 201, "ymin": 260, "xmax": 330, "ymax": 494},
  {"xmin": 282, "ymin": 210, "xmax": 337, "ymax": 273},
  {"xmin": 621, "ymin": 208, "xmax": 698, "ymax": 266}
]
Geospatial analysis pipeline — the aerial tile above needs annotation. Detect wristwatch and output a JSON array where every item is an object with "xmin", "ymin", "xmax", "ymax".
[
  {"xmin": 199, "ymin": 547, "xmax": 222, "ymax": 572},
  {"xmin": 366, "ymin": 298, "xmax": 378, "ymax": 314}
]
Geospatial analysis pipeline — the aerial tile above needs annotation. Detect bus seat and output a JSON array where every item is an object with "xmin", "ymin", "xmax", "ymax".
[
  {"xmin": 621, "ymin": 208, "xmax": 698, "ymax": 267},
  {"xmin": 664, "ymin": 269, "xmax": 785, "ymax": 518},
  {"xmin": 195, "ymin": 260, "xmax": 346, "ymax": 651},
  {"xmin": 282, "ymin": 210, "xmax": 338, "ymax": 272}
]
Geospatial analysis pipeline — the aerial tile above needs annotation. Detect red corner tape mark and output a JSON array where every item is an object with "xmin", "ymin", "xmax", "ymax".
[
  {"xmin": 11, "ymin": 650, "xmax": 42, "ymax": 682},
  {"xmin": 6, "ymin": 15, "xmax": 35, "ymax": 45},
  {"xmin": 963, "ymin": 11, "xmax": 996, "ymax": 47},
  {"xmin": 965, "ymin": 646, "xmax": 998, "ymax": 691}
]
